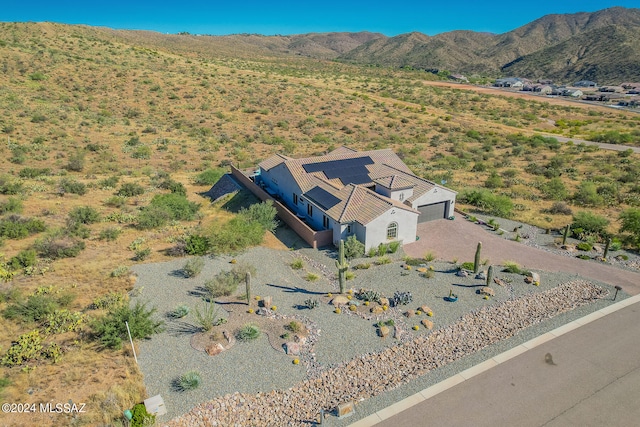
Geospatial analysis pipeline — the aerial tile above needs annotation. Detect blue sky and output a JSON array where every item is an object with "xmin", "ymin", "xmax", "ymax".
[{"xmin": 2, "ymin": 1, "xmax": 638, "ymax": 36}]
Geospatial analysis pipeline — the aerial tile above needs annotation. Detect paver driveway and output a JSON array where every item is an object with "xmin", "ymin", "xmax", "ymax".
[{"xmin": 404, "ymin": 219, "xmax": 640, "ymax": 295}]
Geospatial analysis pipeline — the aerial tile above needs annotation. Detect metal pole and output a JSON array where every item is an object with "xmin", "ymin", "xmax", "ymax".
[{"xmin": 125, "ymin": 321, "xmax": 138, "ymax": 364}]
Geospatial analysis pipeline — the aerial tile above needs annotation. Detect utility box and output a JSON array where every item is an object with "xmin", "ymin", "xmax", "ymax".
[{"xmin": 144, "ymin": 394, "xmax": 167, "ymax": 416}]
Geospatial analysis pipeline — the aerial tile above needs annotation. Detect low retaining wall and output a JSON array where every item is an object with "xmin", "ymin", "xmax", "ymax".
[{"xmin": 230, "ymin": 166, "xmax": 333, "ymax": 249}]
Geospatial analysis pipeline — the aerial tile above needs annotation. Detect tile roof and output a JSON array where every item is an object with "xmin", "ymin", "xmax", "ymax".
[{"xmin": 259, "ymin": 148, "xmax": 446, "ymax": 225}]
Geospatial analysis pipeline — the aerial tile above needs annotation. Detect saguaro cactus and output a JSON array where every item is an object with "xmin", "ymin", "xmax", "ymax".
[
  {"xmin": 336, "ymin": 240, "xmax": 349, "ymax": 294},
  {"xmin": 474, "ymin": 242, "xmax": 482, "ymax": 274},
  {"xmin": 245, "ymin": 272, "xmax": 252, "ymax": 305},
  {"xmin": 603, "ymin": 237, "xmax": 611, "ymax": 260},
  {"xmin": 562, "ymin": 224, "xmax": 570, "ymax": 245},
  {"xmin": 486, "ymin": 265, "xmax": 494, "ymax": 287}
]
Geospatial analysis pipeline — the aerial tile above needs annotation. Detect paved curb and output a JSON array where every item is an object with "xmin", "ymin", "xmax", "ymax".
[{"xmin": 348, "ymin": 294, "xmax": 640, "ymax": 427}]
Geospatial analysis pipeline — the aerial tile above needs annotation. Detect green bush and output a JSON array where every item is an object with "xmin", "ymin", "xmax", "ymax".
[
  {"xmin": 110, "ymin": 266, "xmax": 130, "ymax": 278},
  {"xmin": 8, "ymin": 249, "xmax": 37, "ymax": 271},
  {"xmin": 185, "ymin": 234, "xmax": 210, "ymax": 255},
  {"xmin": 305, "ymin": 272, "xmax": 319, "ymax": 281},
  {"xmin": 0, "ymin": 216, "xmax": 46, "ymax": 239},
  {"xmin": 59, "ymin": 178, "xmax": 86, "ymax": 195},
  {"xmin": 92, "ymin": 292, "xmax": 126, "ymax": 310},
  {"xmin": 458, "ymin": 188, "xmax": 513, "ymax": 217},
  {"xmin": 0, "ymin": 197, "xmax": 23, "ymax": 215},
  {"xmin": 43, "ymin": 309, "xmax": 85, "ymax": 334},
  {"xmin": 68, "ymin": 206, "xmax": 101, "ymax": 224},
  {"xmin": 3, "ymin": 294, "xmax": 63, "ymax": 323},
  {"xmin": 238, "ymin": 200, "xmax": 278, "ymax": 233},
  {"xmin": 388, "ymin": 241, "xmax": 400, "ymax": 254},
  {"xmin": 134, "ymin": 247, "xmax": 151, "ymax": 261},
  {"xmin": 91, "ymin": 301, "xmax": 164, "ymax": 349},
  {"xmin": 572, "ymin": 211, "xmax": 610, "ymax": 240},
  {"xmin": 194, "ymin": 168, "xmax": 226, "ymax": 185},
  {"xmin": 353, "ymin": 262, "xmax": 371, "ymax": 270},
  {"xmin": 207, "ymin": 217, "xmax": 265, "ymax": 253},
  {"xmin": 502, "ymin": 261, "xmax": 522, "ymax": 274},
  {"xmin": 576, "ymin": 242, "xmax": 593, "ymax": 251},
  {"xmin": 377, "ymin": 243, "xmax": 389, "ymax": 256},
  {"xmin": 130, "ymin": 403, "xmax": 155, "ymax": 427},
  {"xmin": 136, "ymin": 205, "xmax": 171, "ymax": 229},
  {"xmin": 137, "ymin": 193, "xmax": 200, "ymax": 229},
  {"xmin": 204, "ymin": 262, "xmax": 255, "ymax": 298},
  {"xmin": 1, "ymin": 330, "xmax": 44, "ymax": 367},
  {"xmin": 0, "ymin": 175, "xmax": 23, "ymax": 195},
  {"xmin": 170, "ymin": 305, "xmax": 190, "ymax": 319},
  {"xmin": 343, "ymin": 235, "xmax": 365, "ymax": 259},
  {"xmin": 104, "ymin": 196, "xmax": 127, "ymax": 208},
  {"xmin": 98, "ymin": 176, "xmax": 119, "ymax": 189},
  {"xmin": 117, "ymin": 182, "xmax": 145, "ymax": 197},
  {"xmin": 290, "ymin": 258, "xmax": 304, "ymax": 270},
  {"xmin": 194, "ymin": 300, "xmax": 223, "ymax": 331},
  {"xmin": 375, "ymin": 256, "xmax": 391, "ymax": 265},
  {"xmin": 460, "ymin": 261, "xmax": 474, "ymax": 270},
  {"xmin": 98, "ymin": 226, "xmax": 122, "ymax": 241},
  {"xmin": 35, "ymin": 235, "xmax": 85, "ymax": 259},
  {"xmin": 18, "ymin": 167, "xmax": 51, "ymax": 179},
  {"xmin": 177, "ymin": 371, "xmax": 201, "ymax": 391},
  {"xmin": 573, "ymin": 181, "xmax": 603, "ymax": 207},
  {"xmin": 158, "ymin": 178, "xmax": 186, "ymax": 196},
  {"xmin": 236, "ymin": 324, "xmax": 260, "ymax": 341},
  {"xmin": 183, "ymin": 257, "xmax": 205, "ymax": 278}
]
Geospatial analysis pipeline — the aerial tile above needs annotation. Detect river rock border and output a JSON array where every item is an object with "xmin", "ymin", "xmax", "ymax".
[{"xmin": 164, "ymin": 280, "xmax": 608, "ymax": 427}]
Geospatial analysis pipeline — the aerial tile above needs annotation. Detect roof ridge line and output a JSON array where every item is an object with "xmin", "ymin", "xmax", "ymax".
[{"xmin": 338, "ymin": 185, "xmax": 359, "ymax": 222}]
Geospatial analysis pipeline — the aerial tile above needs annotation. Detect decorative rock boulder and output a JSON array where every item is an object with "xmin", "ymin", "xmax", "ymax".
[
  {"xmin": 475, "ymin": 271, "xmax": 487, "ymax": 280},
  {"xmin": 421, "ymin": 319, "xmax": 434, "ymax": 330},
  {"xmin": 493, "ymin": 278, "xmax": 507, "ymax": 287},
  {"xmin": 283, "ymin": 342, "xmax": 300, "ymax": 356},
  {"xmin": 379, "ymin": 297, "xmax": 390, "ymax": 307},
  {"xmin": 525, "ymin": 272, "xmax": 540, "ymax": 285},
  {"xmin": 262, "ymin": 296, "xmax": 273, "ymax": 308},
  {"xmin": 331, "ymin": 295, "xmax": 350, "ymax": 306},
  {"xmin": 420, "ymin": 305, "xmax": 432, "ymax": 314},
  {"xmin": 456, "ymin": 270, "xmax": 469, "ymax": 277},
  {"xmin": 378, "ymin": 326, "xmax": 390, "ymax": 338},
  {"xmin": 205, "ymin": 343, "xmax": 225, "ymax": 356},
  {"xmin": 480, "ymin": 287, "xmax": 495, "ymax": 296},
  {"xmin": 404, "ymin": 310, "xmax": 415, "ymax": 318},
  {"xmin": 370, "ymin": 306, "xmax": 384, "ymax": 315}
]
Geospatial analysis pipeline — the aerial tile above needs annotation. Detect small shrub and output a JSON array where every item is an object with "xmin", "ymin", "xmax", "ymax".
[
  {"xmin": 1, "ymin": 330, "xmax": 44, "ymax": 367},
  {"xmin": 367, "ymin": 247, "xmax": 378, "ymax": 257},
  {"xmin": 69, "ymin": 206, "xmax": 101, "ymax": 224},
  {"xmin": 117, "ymin": 182, "xmax": 145, "ymax": 197},
  {"xmin": 59, "ymin": 178, "xmax": 86, "ymax": 195},
  {"xmin": 8, "ymin": 249, "xmax": 37, "ymax": 271},
  {"xmin": 170, "ymin": 305, "xmax": 190, "ymax": 319},
  {"xmin": 304, "ymin": 298, "xmax": 319, "ymax": 309},
  {"xmin": 98, "ymin": 226, "xmax": 122, "ymax": 241},
  {"xmin": 35, "ymin": 235, "xmax": 85, "ymax": 259},
  {"xmin": 424, "ymin": 251, "xmax": 436, "ymax": 262},
  {"xmin": 377, "ymin": 243, "xmax": 389, "ymax": 256},
  {"xmin": 134, "ymin": 247, "xmax": 151, "ymax": 261},
  {"xmin": 356, "ymin": 289, "xmax": 380, "ymax": 303},
  {"xmin": 388, "ymin": 241, "xmax": 400, "ymax": 253},
  {"xmin": 91, "ymin": 301, "xmax": 164, "ymax": 349},
  {"xmin": 205, "ymin": 263, "xmax": 255, "ymax": 298},
  {"xmin": 43, "ymin": 309, "xmax": 85, "ymax": 334},
  {"xmin": 110, "ymin": 265, "xmax": 130, "ymax": 278},
  {"xmin": 236, "ymin": 324, "xmax": 260, "ymax": 341},
  {"xmin": 286, "ymin": 321, "xmax": 302, "ymax": 333},
  {"xmin": 392, "ymin": 291, "xmax": 413, "ymax": 307},
  {"xmin": 305, "ymin": 272, "xmax": 319, "ymax": 282},
  {"xmin": 577, "ymin": 254, "xmax": 591, "ymax": 260},
  {"xmin": 375, "ymin": 256, "xmax": 391, "ymax": 265},
  {"xmin": 92, "ymin": 292, "xmax": 126, "ymax": 310},
  {"xmin": 345, "ymin": 271, "xmax": 355, "ymax": 280},
  {"xmin": 183, "ymin": 257, "xmax": 205, "ymax": 278},
  {"xmin": 104, "ymin": 196, "xmax": 127, "ymax": 208},
  {"xmin": 194, "ymin": 168, "xmax": 226, "ymax": 185},
  {"xmin": 0, "ymin": 197, "xmax": 23, "ymax": 214},
  {"xmin": 353, "ymin": 263, "xmax": 371, "ymax": 270},
  {"xmin": 130, "ymin": 403, "xmax": 155, "ymax": 427},
  {"xmin": 177, "ymin": 371, "xmax": 201, "ymax": 391},
  {"xmin": 460, "ymin": 261, "xmax": 474, "ymax": 271},
  {"xmin": 185, "ymin": 234, "xmax": 209, "ymax": 255},
  {"xmin": 576, "ymin": 242, "xmax": 593, "ymax": 251},
  {"xmin": 194, "ymin": 300, "xmax": 223, "ymax": 331},
  {"xmin": 421, "ymin": 269, "xmax": 435, "ymax": 279},
  {"xmin": 546, "ymin": 202, "xmax": 572, "ymax": 215},
  {"xmin": 290, "ymin": 258, "xmax": 304, "ymax": 270},
  {"xmin": 502, "ymin": 261, "xmax": 522, "ymax": 274}
]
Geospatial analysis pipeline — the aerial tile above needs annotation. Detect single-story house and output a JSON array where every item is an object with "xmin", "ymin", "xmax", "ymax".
[{"xmin": 256, "ymin": 147, "xmax": 457, "ymax": 250}]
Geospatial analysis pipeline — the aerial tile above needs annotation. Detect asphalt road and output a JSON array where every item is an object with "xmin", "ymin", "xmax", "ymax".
[{"xmin": 376, "ymin": 300, "xmax": 640, "ymax": 427}]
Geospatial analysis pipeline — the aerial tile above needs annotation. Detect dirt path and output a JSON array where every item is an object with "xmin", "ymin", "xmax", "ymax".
[{"xmin": 405, "ymin": 219, "xmax": 640, "ymax": 295}]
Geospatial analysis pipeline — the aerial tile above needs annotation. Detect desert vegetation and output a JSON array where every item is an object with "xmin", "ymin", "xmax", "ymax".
[{"xmin": 0, "ymin": 21, "xmax": 639, "ymax": 426}]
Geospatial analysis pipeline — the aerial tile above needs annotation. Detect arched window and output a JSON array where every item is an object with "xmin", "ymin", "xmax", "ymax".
[{"xmin": 387, "ymin": 222, "xmax": 398, "ymax": 239}]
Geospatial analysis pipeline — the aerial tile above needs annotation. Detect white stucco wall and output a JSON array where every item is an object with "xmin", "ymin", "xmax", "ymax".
[
  {"xmin": 410, "ymin": 186, "xmax": 457, "ymax": 217},
  {"xmin": 362, "ymin": 208, "xmax": 418, "ymax": 250}
]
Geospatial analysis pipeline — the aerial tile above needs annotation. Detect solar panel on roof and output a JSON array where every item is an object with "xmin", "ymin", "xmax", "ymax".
[{"xmin": 304, "ymin": 187, "xmax": 342, "ymax": 211}]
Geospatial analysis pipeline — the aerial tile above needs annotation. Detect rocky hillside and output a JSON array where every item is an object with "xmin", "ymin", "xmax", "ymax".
[{"xmin": 339, "ymin": 7, "xmax": 640, "ymax": 83}]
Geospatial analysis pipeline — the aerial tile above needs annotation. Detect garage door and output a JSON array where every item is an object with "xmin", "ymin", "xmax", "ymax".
[{"xmin": 417, "ymin": 201, "xmax": 448, "ymax": 222}]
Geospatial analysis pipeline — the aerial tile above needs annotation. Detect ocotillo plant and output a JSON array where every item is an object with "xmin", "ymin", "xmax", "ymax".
[
  {"xmin": 474, "ymin": 242, "xmax": 482, "ymax": 274},
  {"xmin": 603, "ymin": 237, "xmax": 611, "ymax": 260},
  {"xmin": 335, "ymin": 239, "xmax": 349, "ymax": 294},
  {"xmin": 562, "ymin": 225, "xmax": 570, "ymax": 245},
  {"xmin": 245, "ymin": 272, "xmax": 251, "ymax": 305},
  {"xmin": 486, "ymin": 265, "xmax": 494, "ymax": 287}
]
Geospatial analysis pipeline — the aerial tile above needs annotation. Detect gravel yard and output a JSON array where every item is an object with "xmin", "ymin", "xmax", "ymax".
[{"xmin": 130, "ymin": 243, "xmax": 627, "ymax": 425}]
